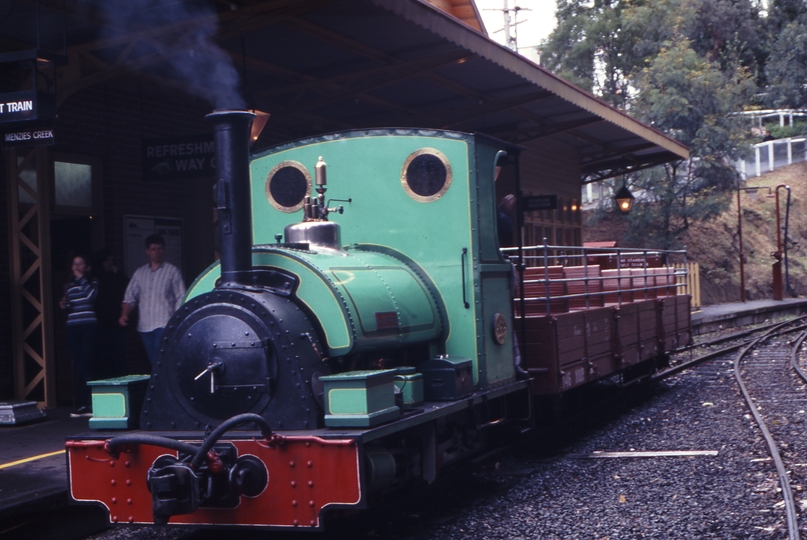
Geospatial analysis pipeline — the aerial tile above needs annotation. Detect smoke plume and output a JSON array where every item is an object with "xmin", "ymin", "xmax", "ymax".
[{"xmin": 92, "ymin": 0, "xmax": 245, "ymax": 110}]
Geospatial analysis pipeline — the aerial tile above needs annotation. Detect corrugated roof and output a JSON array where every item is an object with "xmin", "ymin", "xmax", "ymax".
[{"xmin": 0, "ymin": 0, "xmax": 688, "ymax": 180}]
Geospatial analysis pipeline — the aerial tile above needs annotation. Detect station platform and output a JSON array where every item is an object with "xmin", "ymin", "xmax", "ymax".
[
  {"xmin": 3, "ymin": 296, "xmax": 807, "ymax": 536},
  {"xmin": 0, "ymin": 408, "xmax": 107, "ymax": 537},
  {"xmin": 691, "ymin": 297, "xmax": 807, "ymax": 334},
  {"xmin": 0, "ymin": 406, "xmax": 75, "ymax": 516}
]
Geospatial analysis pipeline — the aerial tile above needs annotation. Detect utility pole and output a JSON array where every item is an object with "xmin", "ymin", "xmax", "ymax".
[
  {"xmin": 502, "ymin": 0, "xmax": 515, "ymax": 50},
  {"xmin": 493, "ymin": 0, "xmax": 530, "ymax": 51}
]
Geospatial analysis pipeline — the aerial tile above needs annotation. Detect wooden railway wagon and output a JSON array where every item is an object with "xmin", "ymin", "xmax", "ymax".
[{"xmin": 510, "ymin": 246, "xmax": 691, "ymax": 395}]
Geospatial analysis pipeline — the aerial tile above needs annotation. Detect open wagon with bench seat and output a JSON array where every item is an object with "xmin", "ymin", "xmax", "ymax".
[{"xmin": 509, "ymin": 244, "xmax": 692, "ymax": 395}]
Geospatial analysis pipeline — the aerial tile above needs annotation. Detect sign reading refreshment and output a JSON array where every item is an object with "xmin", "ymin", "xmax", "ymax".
[{"xmin": 141, "ymin": 134, "xmax": 216, "ymax": 181}]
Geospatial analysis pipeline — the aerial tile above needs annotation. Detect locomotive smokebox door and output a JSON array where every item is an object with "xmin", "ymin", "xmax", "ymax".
[
  {"xmin": 417, "ymin": 355, "xmax": 473, "ymax": 401},
  {"xmin": 172, "ymin": 311, "xmax": 274, "ymax": 421}
]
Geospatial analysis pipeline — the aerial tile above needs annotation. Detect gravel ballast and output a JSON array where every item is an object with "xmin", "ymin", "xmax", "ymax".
[
  {"xmin": 356, "ymin": 358, "xmax": 792, "ymax": 540},
  {"xmin": 90, "ymin": 355, "xmax": 796, "ymax": 540}
]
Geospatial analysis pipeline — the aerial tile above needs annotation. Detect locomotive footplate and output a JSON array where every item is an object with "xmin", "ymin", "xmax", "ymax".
[
  {"xmin": 66, "ymin": 380, "xmax": 531, "ymax": 529},
  {"xmin": 67, "ymin": 433, "xmax": 362, "ymax": 529}
]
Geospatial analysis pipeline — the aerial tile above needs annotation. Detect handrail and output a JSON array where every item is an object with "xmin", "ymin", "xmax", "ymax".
[
  {"xmin": 517, "ymin": 283, "xmax": 687, "ymax": 303},
  {"xmin": 504, "ymin": 243, "xmax": 691, "ymax": 314},
  {"xmin": 520, "ymin": 270, "xmax": 687, "ymax": 285},
  {"xmin": 502, "ymin": 244, "xmax": 688, "ymax": 256}
]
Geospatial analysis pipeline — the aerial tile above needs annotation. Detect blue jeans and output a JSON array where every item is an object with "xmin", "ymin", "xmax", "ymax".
[{"xmin": 139, "ymin": 327, "xmax": 165, "ymax": 366}]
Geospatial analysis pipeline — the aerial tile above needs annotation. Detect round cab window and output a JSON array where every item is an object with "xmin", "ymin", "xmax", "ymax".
[
  {"xmin": 401, "ymin": 149, "xmax": 452, "ymax": 202},
  {"xmin": 265, "ymin": 161, "xmax": 312, "ymax": 212}
]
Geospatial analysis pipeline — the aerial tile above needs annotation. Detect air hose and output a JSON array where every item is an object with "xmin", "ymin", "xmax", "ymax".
[{"xmin": 106, "ymin": 413, "xmax": 273, "ymax": 470}]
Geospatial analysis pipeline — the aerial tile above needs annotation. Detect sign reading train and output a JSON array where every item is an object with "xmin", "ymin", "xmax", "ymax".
[
  {"xmin": 0, "ymin": 91, "xmax": 55, "ymax": 124},
  {"xmin": 0, "ymin": 100, "xmax": 32, "ymax": 113},
  {"xmin": 141, "ymin": 134, "xmax": 216, "ymax": 181},
  {"xmin": 522, "ymin": 194, "xmax": 558, "ymax": 211}
]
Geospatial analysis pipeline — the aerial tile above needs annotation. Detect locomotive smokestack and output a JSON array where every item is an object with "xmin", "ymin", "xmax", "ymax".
[{"xmin": 207, "ymin": 110, "xmax": 255, "ymax": 287}]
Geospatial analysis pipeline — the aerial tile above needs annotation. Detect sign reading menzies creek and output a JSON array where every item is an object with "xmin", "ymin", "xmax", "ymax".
[
  {"xmin": 2, "ymin": 127, "xmax": 55, "ymax": 148},
  {"xmin": 142, "ymin": 134, "xmax": 216, "ymax": 181}
]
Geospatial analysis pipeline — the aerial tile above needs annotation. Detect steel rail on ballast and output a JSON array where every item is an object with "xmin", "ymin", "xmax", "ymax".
[
  {"xmin": 790, "ymin": 332, "xmax": 807, "ymax": 385},
  {"xmin": 734, "ymin": 319, "xmax": 802, "ymax": 540},
  {"xmin": 654, "ymin": 317, "xmax": 807, "ymax": 381}
]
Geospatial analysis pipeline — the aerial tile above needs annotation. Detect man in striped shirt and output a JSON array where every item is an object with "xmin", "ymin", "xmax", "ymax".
[{"xmin": 119, "ymin": 234, "xmax": 186, "ymax": 366}]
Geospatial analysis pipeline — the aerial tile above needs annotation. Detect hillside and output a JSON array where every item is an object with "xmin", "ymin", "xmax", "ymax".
[{"xmin": 583, "ymin": 162, "xmax": 807, "ymax": 305}]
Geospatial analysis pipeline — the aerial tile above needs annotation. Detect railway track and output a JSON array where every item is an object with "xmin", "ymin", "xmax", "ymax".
[
  {"xmin": 659, "ymin": 315, "xmax": 807, "ymax": 381},
  {"xmin": 650, "ymin": 315, "xmax": 807, "ymax": 539},
  {"xmin": 731, "ymin": 319, "xmax": 807, "ymax": 540},
  {"xmin": 76, "ymin": 316, "xmax": 807, "ymax": 540}
]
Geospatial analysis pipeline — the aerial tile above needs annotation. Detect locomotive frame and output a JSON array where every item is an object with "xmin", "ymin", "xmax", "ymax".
[{"xmin": 65, "ymin": 110, "xmax": 690, "ymax": 530}]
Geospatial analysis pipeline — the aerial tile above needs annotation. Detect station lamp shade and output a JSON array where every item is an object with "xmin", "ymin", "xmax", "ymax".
[
  {"xmin": 248, "ymin": 110, "xmax": 270, "ymax": 145},
  {"xmin": 615, "ymin": 185, "xmax": 635, "ymax": 214}
]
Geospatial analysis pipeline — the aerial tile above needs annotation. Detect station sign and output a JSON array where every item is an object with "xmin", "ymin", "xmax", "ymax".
[
  {"xmin": 1, "ymin": 125, "xmax": 55, "ymax": 149},
  {"xmin": 587, "ymin": 254, "xmax": 663, "ymax": 269},
  {"xmin": 0, "ymin": 89, "xmax": 57, "ymax": 148},
  {"xmin": 142, "ymin": 134, "xmax": 215, "ymax": 181},
  {"xmin": 0, "ymin": 90, "xmax": 55, "ymax": 124},
  {"xmin": 522, "ymin": 194, "xmax": 558, "ymax": 212}
]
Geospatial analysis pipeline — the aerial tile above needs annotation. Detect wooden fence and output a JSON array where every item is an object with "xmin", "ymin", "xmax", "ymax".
[{"xmin": 674, "ymin": 262, "xmax": 701, "ymax": 310}]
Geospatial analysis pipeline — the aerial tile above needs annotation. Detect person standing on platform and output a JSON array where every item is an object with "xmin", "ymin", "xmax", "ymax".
[
  {"xmin": 60, "ymin": 254, "xmax": 98, "ymax": 417},
  {"xmin": 119, "ymin": 234, "xmax": 185, "ymax": 366},
  {"xmin": 93, "ymin": 248, "xmax": 129, "ymax": 379}
]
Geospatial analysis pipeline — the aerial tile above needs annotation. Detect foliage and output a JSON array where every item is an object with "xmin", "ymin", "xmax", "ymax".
[
  {"xmin": 541, "ymin": 0, "xmax": 764, "ymax": 100},
  {"xmin": 634, "ymin": 41, "xmax": 756, "ymax": 160},
  {"xmin": 544, "ymin": 0, "xmax": 760, "ymax": 249},
  {"xmin": 624, "ymin": 0, "xmax": 763, "ymax": 77},
  {"xmin": 767, "ymin": 121, "xmax": 807, "ymax": 139},
  {"xmin": 765, "ymin": 0, "xmax": 806, "ymax": 34},
  {"xmin": 541, "ymin": 0, "xmax": 642, "ymax": 108},
  {"xmin": 765, "ymin": 11, "xmax": 807, "ymax": 108}
]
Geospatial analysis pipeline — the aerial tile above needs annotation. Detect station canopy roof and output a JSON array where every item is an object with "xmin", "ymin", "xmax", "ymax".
[{"xmin": 0, "ymin": 0, "xmax": 689, "ymax": 181}]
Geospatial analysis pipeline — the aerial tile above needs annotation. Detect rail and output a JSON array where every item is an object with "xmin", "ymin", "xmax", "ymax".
[{"xmin": 502, "ymin": 243, "xmax": 695, "ymax": 315}]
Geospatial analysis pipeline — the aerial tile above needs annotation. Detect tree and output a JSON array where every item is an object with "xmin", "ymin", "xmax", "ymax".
[
  {"xmin": 623, "ymin": 41, "xmax": 756, "ymax": 248},
  {"xmin": 540, "ymin": 0, "xmax": 598, "ymax": 93},
  {"xmin": 541, "ymin": 0, "xmax": 641, "ymax": 108},
  {"xmin": 542, "ymin": 0, "xmax": 763, "ymax": 105},
  {"xmin": 766, "ymin": 0, "xmax": 806, "ymax": 34},
  {"xmin": 543, "ymin": 0, "xmax": 760, "ymax": 248},
  {"xmin": 765, "ymin": 11, "xmax": 807, "ymax": 108}
]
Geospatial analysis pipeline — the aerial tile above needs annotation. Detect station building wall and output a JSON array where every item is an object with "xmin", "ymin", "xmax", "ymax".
[
  {"xmin": 519, "ymin": 138, "xmax": 582, "ymax": 255},
  {"xmin": 0, "ymin": 78, "xmax": 218, "ymax": 401}
]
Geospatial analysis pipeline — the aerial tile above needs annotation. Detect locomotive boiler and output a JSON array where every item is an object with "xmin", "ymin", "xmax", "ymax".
[{"xmin": 66, "ymin": 111, "xmax": 532, "ymax": 529}]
